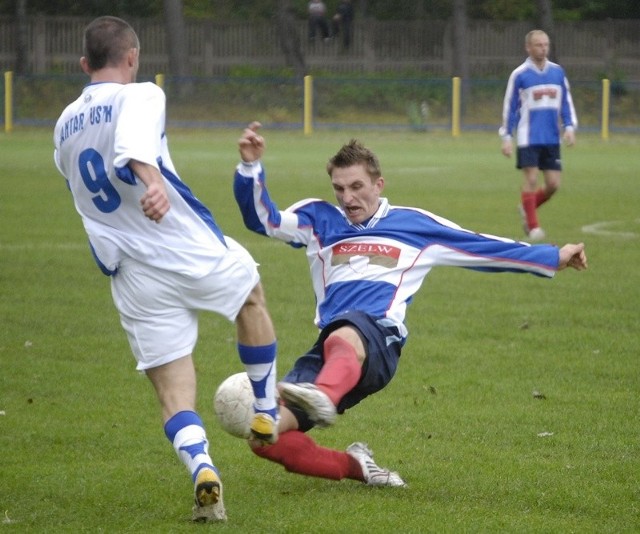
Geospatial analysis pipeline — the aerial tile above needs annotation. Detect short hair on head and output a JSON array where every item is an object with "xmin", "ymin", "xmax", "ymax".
[
  {"xmin": 526, "ymin": 29, "xmax": 549, "ymax": 45},
  {"xmin": 83, "ymin": 16, "xmax": 139, "ymax": 71},
  {"xmin": 326, "ymin": 139, "xmax": 382, "ymax": 181}
]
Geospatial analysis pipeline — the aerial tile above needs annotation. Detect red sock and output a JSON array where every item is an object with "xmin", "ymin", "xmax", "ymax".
[
  {"xmin": 521, "ymin": 191, "xmax": 539, "ymax": 230},
  {"xmin": 252, "ymin": 430, "xmax": 363, "ymax": 481},
  {"xmin": 315, "ymin": 335, "xmax": 362, "ymax": 406},
  {"xmin": 535, "ymin": 188, "xmax": 550, "ymax": 207}
]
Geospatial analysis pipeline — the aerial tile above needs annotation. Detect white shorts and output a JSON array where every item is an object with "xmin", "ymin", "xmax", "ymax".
[{"xmin": 110, "ymin": 236, "xmax": 260, "ymax": 371}]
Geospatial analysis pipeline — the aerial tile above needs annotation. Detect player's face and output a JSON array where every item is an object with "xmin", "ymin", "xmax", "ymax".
[
  {"xmin": 527, "ymin": 34, "xmax": 549, "ymax": 64},
  {"xmin": 331, "ymin": 164, "xmax": 384, "ymax": 224}
]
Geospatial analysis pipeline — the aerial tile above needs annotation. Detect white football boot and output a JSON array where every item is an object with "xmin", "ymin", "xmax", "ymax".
[{"xmin": 346, "ymin": 442, "xmax": 407, "ymax": 487}]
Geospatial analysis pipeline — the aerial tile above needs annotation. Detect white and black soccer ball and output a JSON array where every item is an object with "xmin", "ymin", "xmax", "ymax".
[{"xmin": 213, "ymin": 372, "xmax": 255, "ymax": 439}]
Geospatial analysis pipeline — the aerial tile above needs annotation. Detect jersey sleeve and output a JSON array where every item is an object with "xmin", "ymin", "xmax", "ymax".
[
  {"xmin": 113, "ymin": 83, "xmax": 165, "ymax": 171},
  {"xmin": 53, "ymin": 145, "xmax": 64, "ymax": 176},
  {"xmin": 560, "ymin": 74, "xmax": 578, "ymax": 130},
  {"xmin": 430, "ymin": 235, "xmax": 559, "ymax": 277},
  {"xmin": 388, "ymin": 206, "xmax": 559, "ymax": 277},
  {"xmin": 499, "ymin": 69, "xmax": 520, "ymax": 138},
  {"xmin": 233, "ymin": 161, "xmax": 317, "ymax": 245}
]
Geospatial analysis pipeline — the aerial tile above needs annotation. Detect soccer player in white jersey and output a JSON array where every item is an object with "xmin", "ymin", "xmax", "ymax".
[
  {"xmin": 53, "ymin": 17, "xmax": 279, "ymax": 522},
  {"xmin": 500, "ymin": 29, "xmax": 578, "ymax": 241},
  {"xmin": 233, "ymin": 122, "xmax": 587, "ymax": 487}
]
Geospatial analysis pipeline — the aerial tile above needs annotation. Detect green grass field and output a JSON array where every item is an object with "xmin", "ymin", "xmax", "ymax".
[{"xmin": 1, "ymin": 127, "xmax": 638, "ymax": 533}]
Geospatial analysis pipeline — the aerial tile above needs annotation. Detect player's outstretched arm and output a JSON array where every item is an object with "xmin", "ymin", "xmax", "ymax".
[
  {"xmin": 238, "ymin": 121, "xmax": 265, "ymax": 163},
  {"xmin": 558, "ymin": 243, "xmax": 587, "ymax": 271}
]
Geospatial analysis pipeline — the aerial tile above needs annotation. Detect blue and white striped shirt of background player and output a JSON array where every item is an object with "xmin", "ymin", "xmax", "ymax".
[
  {"xmin": 54, "ymin": 81, "xmax": 227, "ymax": 277},
  {"xmin": 234, "ymin": 161, "xmax": 561, "ymax": 344},
  {"xmin": 500, "ymin": 57, "xmax": 578, "ymax": 147}
]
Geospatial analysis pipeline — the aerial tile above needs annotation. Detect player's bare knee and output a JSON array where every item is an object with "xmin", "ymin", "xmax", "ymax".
[
  {"xmin": 238, "ymin": 283, "xmax": 267, "ymax": 320},
  {"xmin": 236, "ymin": 282, "xmax": 275, "ymax": 344},
  {"xmin": 245, "ymin": 282, "xmax": 267, "ymax": 308},
  {"xmin": 546, "ymin": 181, "xmax": 559, "ymax": 196}
]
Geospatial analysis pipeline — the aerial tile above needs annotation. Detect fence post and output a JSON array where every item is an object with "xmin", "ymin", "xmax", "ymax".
[
  {"xmin": 34, "ymin": 16, "xmax": 46, "ymax": 74},
  {"xmin": 4, "ymin": 71, "xmax": 13, "ymax": 133},
  {"xmin": 304, "ymin": 75, "xmax": 313, "ymax": 136},
  {"xmin": 601, "ymin": 78, "xmax": 610, "ymax": 141},
  {"xmin": 451, "ymin": 76, "xmax": 461, "ymax": 137}
]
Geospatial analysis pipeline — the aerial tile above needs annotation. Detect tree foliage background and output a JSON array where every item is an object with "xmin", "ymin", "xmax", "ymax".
[{"xmin": 2, "ymin": 0, "xmax": 640, "ymax": 20}]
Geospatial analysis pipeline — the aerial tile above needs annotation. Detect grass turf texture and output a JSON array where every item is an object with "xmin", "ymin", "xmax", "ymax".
[{"xmin": 1, "ymin": 128, "xmax": 638, "ymax": 532}]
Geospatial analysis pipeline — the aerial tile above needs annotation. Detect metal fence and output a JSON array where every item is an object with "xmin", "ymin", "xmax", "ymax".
[{"xmin": 1, "ymin": 16, "xmax": 639, "ymax": 81}]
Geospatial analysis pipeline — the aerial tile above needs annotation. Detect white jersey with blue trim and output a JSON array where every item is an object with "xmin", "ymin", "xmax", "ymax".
[
  {"xmin": 500, "ymin": 57, "xmax": 577, "ymax": 147},
  {"xmin": 54, "ymin": 81, "xmax": 227, "ymax": 277},
  {"xmin": 234, "ymin": 162, "xmax": 560, "ymax": 339}
]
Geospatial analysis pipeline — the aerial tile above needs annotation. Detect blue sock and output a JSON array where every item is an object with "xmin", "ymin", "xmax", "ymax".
[
  {"xmin": 238, "ymin": 342, "xmax": 277, "ymax": 418},
  {"xmin": 164, "ymin": 410, "xmax": 217, "ymax": 482}
]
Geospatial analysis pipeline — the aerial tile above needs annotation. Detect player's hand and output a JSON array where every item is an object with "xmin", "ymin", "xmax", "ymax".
[
  {"xmin": 558, "ymin": 242, "xmax": 587, "ymax": 271},
  {"xmin": 239, "ymin": 121, "xmax": 265, "ymax": 163},
  {"xmin": 501, "ymin": 138, "xmax": 513, "ymax": 158},
  {"xmin": 129, "ymin": 160, "xmax": 170, "ymax": 223},
  {"xmin": 564, "ymin": 129, "xmax": 576, "ymax": 147},
  {"xmin": 140, "ymin": 180, "xmax": 170, "ymax": 223}
]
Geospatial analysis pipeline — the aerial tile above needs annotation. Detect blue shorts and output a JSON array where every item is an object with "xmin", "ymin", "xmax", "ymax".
[
  {"xmin": 281, "ymin": 311, "xmax": 403, "ymax": 431},
  {"xmin": 516, "ymin": 144, "xmax": 562, "ymax": 171}
]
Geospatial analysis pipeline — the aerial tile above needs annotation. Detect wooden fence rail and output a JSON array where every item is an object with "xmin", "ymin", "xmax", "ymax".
[{"xmin": 1, "ymin": 16, "xmax": 639, "ymax": 81}]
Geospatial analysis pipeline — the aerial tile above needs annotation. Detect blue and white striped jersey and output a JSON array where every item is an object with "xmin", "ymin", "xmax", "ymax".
[
  {"xmin": 54, "ymin": 81, "xmax": 227, "ymax": 277},
  {"xmin": 500, "ymin": 57, "xmax": 577, "ymax": 147},
  {"xmin": 234, "ymin": 162, "xmax": 560, "ymax": 340}
]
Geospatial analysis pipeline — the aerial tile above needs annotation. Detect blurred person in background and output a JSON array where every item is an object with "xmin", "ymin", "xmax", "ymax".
[
  {"xmin": 500, "ymin": 29, "xmax": 578, "ymax": 241},
  {"xmin": 332, "ymin": 0, "xmax": 355, "ymax": 50},
  {"xmin": 308, "ymin": 0, "xmax": 331, "ymax": 42}
]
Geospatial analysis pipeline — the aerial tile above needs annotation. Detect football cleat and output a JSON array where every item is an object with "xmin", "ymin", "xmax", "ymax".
[
  {"xmin": 279, "ymin": 382, "xmax": 337, "ymax": 428},
  {"xmin": 192, "ymin": 467, "xmax": 227, "ymax": 522},
  {"xmin": 527, "ymin": 226, "xmax": 545, "ymax": 241},
  {"xmin": 346, "ymin": 442, "xmax": 407, "ymax": 487},
  {"xmin": 250, "ymin": 412, "xmax": 278, "ymax": 445}
]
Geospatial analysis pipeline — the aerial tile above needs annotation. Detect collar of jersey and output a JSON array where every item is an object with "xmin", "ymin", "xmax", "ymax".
[{"xmin": 346, "ymin": 198, "xmax": 389, "ymax": 230}]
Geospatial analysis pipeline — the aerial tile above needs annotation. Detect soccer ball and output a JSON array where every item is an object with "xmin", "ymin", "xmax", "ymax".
[{"xmin": 213, "ymin": 372, "xmax": 255, "ymax": 439}]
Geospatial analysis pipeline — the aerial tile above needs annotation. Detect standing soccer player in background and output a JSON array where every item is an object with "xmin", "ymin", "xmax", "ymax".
[
  {"xmin": 500, "ymin": 29, "xmax": 578, "ymax": 241},
  {"xmin": 53, "ymin": 16, "xmax": 279, "ymax": 522}
]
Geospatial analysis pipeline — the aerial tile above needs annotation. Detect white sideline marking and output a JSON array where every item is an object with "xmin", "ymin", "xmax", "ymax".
[
  {"xmin": 581, "ymin": 219, "xmax": 639, "ymax": 239},
  {"xmin": 0, "ymin": 242, "xmax": 86, "ymax": 251}
]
